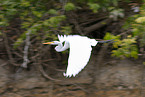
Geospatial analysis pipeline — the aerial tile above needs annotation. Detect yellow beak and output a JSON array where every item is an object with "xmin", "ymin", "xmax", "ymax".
[{"xmin": 43, "ymin": 42, "xmax": 54, "ymax": 44}]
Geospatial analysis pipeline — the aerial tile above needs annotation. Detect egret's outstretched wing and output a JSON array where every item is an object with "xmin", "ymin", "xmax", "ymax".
[
  {"xmin": 63, "ymin": 36, "xmax": 92, "ymax": 77},
  {"xmin": 58, "ymin": 35, "xmax": 66, "ymax": 42}
]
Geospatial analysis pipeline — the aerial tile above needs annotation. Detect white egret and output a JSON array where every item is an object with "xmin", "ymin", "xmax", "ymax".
[{"xmin": 43, "ymin": 35, "xmax": 113, "ymax": 77}]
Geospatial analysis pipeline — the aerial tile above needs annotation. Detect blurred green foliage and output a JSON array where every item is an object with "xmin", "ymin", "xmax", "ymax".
[
  {"xmin": 0, "ymin": 0, "xmax": 71, "ymax": 48},
  {"xmin": 48, "ymin": 9, "xmax": 58, "ymax": 15},
  {"xmin": 104, "ymin": 2, "xmax": 145, "ymax": 61},
  {"xmin": 0, "ymin": 0, "xmax": 128, "ymax": 47},
  {"xmin": 104, "ymin": 33, "xmax": 138, "ymax": 59},
  {"xmin": 64, "ymin": 3, "xmax": 76, "ymax": 11},
  {"xmin": 109, "ymin": 7, "xmax": 124, "ymax": 21},
  {"xmin": 0, "ymin": 0, "xmax": 144, "ymax": 62},
  {"xmin": 88, "ymin": 3, "xmax": 100, "ymax": 13}
]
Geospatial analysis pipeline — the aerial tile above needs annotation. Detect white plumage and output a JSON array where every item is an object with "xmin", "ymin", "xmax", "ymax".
[
  {"xmin": 43, "ymin": 35, "xmax": 98, "ymax": 77},
  {"xmin": 64, "ymin": 35, "xmax": 97, "ymax": 77}
]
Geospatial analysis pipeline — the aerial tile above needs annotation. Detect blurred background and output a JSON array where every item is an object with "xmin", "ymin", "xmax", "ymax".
[{"xmin": 0, "ymin": 0, "xmax": 145, "ymax": 97}]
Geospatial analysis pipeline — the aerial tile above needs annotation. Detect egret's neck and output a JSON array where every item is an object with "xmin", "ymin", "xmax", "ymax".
[
  {"xmin": 55, "ymin": 42, "xmax": 69, "ymax": 52},
  {"xmin": 55, "ymin": 43, "xmax": 63, "ymax": 52}
]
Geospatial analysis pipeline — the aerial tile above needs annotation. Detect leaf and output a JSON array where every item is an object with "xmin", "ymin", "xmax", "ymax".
[
  {"xmin": 47, "ymin": 15, "xmax": 66, "ymax": 27},
  {"xmin": 20, "ymin": 0, "xmax": 30, "ymax": 7},
  {"xmin": 104, "ymin": 32, "xmax": 120, "ymax": 40},
  {"xmin": 131, "ymin": 51, "xmax": 138, "ymax": 59},
  {"xmin": 109, "ymin": 8, "xmax": 124, "ymax": 20},
  {"xmin": 135, "ymin": 17, "xmax": 145, "ymax": 23},
  {"xmin": 64, "ymin": 3, "xmax": 76, "ymax": 11},
  {"xmin": 13, "ymin": 38, "xmax": 23, "ymax": 49},
  {"xmin": 48, "ymin": 9, "xmax": 58, "ymax": 15},
  {"xmin": 32, "ymin": 11, "xmax": 42, "ymax": 18},
  {"xmin": 61, "ymin": 26, "xmax": 71, "ymax": 35},
  {"xmin": 88, "ymin": 3, "xmax": 100, "ymax": 13},
  {"xmin": 111, "ymin": 37, "xmax": 138, "ymax": 59}
]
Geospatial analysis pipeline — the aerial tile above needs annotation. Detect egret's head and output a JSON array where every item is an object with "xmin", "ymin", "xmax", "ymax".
[{"xmin": 43, "ymin": 41, "xmax": 60, "ymax": 45}]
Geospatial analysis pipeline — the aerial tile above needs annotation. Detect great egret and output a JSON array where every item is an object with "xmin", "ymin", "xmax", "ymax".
[{"xmin": 43, "ymin": 35, "xmax": 113, "ymax": 77}]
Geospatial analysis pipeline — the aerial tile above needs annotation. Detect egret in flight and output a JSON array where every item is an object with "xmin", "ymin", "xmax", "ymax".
[{"xmin": 43, "ymin": 35, "xmax": 113, "ymax": 77}]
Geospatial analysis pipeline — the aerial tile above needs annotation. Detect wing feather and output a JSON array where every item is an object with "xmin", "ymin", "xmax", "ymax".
[{"xmin": 63, "ymin": 36, "xmax": 92, "ymax": 77}]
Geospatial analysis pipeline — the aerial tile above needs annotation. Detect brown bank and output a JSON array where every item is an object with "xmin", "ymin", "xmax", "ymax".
[{"xmin": 0, "ymin": 53, "xmax": 145, "ymax": 97}]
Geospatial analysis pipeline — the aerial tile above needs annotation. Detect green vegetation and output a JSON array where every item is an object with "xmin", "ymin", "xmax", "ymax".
[
  {"xmin": 0, "ymin": 0, "xmax": 144, "ymax": 64},
  {"xmin": 64, "ymin": 3, "xmax": 76, "ymax": 11},
  {"xmin": 104, "ymin": 2, "xmax": 145, "ymax": 61}
]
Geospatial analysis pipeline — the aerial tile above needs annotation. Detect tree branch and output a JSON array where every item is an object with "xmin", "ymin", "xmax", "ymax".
[
  {"xmin": 84, "ymin": 18, "xmax": 112, "ymax": 35},
  {"xmin": 2, "ymin": 30, "xmax": 18, "ymax": 66},
  {"xmin": 21, "ymin": 30, "xmax": 31, "ymax": 68}
]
